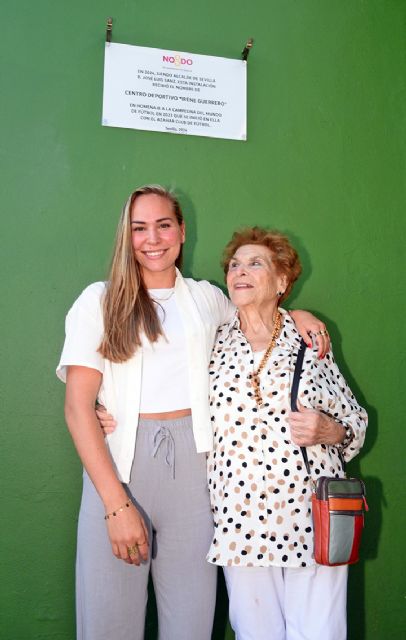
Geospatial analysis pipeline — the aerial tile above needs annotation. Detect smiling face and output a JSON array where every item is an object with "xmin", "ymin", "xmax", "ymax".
[
  {"xmin": 226, "ymin": 244, "xmax": 288, "ymax": 311},
  {"xmin": 131, "ymin": 193, "xmax": 185, "ymax": 287}
]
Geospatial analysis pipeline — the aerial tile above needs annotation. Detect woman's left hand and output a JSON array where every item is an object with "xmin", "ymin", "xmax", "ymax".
[
  {"xmin": 289, "ymin": 401, "xmax": 345, "ymax": 446},
  {"xmin": 289, "ymin": 310, "xmax": 330, "ymax": 358}
]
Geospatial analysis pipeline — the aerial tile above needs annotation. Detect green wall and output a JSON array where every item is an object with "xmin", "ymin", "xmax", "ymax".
[{"xmin": 1, "ymin": 1, "xmax": 405, "ymax": 638}]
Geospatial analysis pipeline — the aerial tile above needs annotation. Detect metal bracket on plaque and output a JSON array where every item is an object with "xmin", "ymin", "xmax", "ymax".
[
  {"xmin": 241, "ymin": 38, "xmax": 254, "ymax": 61},
  {"xmin": 105, "ymin": 19, "xmax": 252, "ymax": 61},
  {"xmin": 106, "ymin": 17, "xmax": 113, "ymax": 44}
]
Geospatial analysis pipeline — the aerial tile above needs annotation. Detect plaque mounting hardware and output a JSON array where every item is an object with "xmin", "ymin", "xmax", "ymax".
[
  {"xmin": 241, "ymin": 38, "xmax": 254, "ymax": 61},
  {"xmin": 106, "ymin": 17, "xmax": 113, "ymax": 44}
]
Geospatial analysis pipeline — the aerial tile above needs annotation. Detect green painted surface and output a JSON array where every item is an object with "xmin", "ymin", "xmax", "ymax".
[{"xmin": 1, "ymin": 1, "xmax": 405, "ymax": 638}]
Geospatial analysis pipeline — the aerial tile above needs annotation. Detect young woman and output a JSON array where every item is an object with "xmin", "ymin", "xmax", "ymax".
[{"xmin": 57, "ymin": 185, "xmax": 329, "ymax": 640}]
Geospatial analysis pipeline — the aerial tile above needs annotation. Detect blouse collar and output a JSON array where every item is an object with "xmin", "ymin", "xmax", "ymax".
[{"xmin": 223, "ymin": 309, "xmax": 302, "ymax": 350}]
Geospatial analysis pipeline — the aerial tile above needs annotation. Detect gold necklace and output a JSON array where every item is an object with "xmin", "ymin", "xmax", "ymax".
[{"xmin": 250, "ymin": 311, "xmax": 282, "ymax": 407}]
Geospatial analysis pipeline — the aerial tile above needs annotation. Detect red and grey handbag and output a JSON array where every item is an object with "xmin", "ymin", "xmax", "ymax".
[{"xmin": 291, "ymin": 340, "xmax": 368, "ymax": 566}]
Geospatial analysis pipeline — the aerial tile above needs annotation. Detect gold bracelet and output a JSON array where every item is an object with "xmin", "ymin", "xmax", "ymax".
[{"xmin": 104, "ymin": 501, "xmax": 132, "ymax": 520}]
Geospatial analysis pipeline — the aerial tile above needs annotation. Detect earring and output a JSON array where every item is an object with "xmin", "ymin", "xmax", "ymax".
[{"xmin": 277, "ymin": 291, "xmax": 283, "ymax": 297}]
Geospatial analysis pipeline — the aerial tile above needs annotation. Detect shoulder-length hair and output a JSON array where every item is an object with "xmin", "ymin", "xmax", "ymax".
[{"xmin": 98, "ymin": 185, "xmax": 184, "ymax": 363}]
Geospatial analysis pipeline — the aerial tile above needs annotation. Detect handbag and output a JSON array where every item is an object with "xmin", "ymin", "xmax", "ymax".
[{"xmin": 291, "ymin": 339, "xmax": 368, "ymax": 566}]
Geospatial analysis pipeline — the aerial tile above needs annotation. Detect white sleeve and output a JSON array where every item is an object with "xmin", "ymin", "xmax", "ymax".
[
  {"xmin": 206, "ymin": 283, "xmax": 235, "ymax": 324},
  {"xmin": 56, "ymin": 282, "xmax": 106, "ymax": 383}
]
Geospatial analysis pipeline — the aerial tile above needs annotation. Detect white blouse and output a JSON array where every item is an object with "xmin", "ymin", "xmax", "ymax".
[{"xmin": 207, "ymin": 313, "xmax": 367, "ymax": 568}]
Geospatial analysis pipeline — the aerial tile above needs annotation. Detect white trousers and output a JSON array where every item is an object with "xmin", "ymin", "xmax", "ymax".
[{"xmin": 223, "ymin": 564, "xmax": 348, "ymax": 640}]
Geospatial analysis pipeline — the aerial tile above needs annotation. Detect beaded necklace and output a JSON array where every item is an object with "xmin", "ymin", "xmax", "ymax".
[{"xmin": 250, "ymin": 311, "xmax": 282, "ymax": 407}]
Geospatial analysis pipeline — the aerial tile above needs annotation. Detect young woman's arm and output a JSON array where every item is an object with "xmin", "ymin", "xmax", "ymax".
[
  {"xmin": 208, "ymin": 283, "xmax": 330, "ymax": 357},
  {"xmin": 289, "ymin": 309, "xmax": 329, "ymax": 358},
  {"xmin": 65, "ymin": 365, "xmax": 149, "ymax": 565}
]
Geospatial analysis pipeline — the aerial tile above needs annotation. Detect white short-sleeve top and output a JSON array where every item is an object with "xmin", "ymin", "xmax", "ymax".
[{"xmin": 57, "ymin": 270, "xmax": 234, "ymax": 482}]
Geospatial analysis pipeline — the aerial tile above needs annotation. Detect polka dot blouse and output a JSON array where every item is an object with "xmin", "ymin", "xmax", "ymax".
[{"xmin": 207, "ymin": 313, "xmax": 367, "ymax": 568}]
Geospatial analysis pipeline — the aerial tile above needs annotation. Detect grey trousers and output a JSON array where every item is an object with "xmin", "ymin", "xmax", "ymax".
[{"xmin": 76, "ymin": 417, "xmax": 217, "ymax": 640}]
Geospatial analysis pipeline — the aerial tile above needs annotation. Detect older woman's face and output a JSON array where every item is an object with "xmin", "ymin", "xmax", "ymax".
[{"xmin": 226, "ymin": 244, "xmax": 287, "ymax": 309}]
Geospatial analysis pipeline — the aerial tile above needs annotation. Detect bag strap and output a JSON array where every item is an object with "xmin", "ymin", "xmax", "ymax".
[
  {"xmin": 290, "ymin": 339, "xmax": 311, "ymax": 475},
  {"xmin": 290, "ymin": 338, "xmax": 346, "ymax": 476}
]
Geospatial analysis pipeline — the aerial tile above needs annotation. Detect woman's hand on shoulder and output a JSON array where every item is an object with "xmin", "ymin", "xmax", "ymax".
[
  {"xmin": 95, "ymin": 404, "xmax": 117, "ymax": 435},
  {"xmin": 105, "ymin": 502, "xmax": 149, "ymax": 566},
  {"xmin": 288, "ymin": 309, "xmax": 330, "ymax": 358},
  {"xmin": 288, "ymin": 400, "xmax": 345, "ymax": 447}
]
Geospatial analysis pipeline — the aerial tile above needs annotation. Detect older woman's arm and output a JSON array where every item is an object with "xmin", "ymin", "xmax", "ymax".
[
  {"xmin": 65, "ymin": 366, "xmax": 149, "ymax": 564},
  {"xmin": 289, "ymin": 400, "xmax": 347, "ymax": 446},
  {"xmin": 288, "ymin": 347, "xmax": 367, "ymax": 461}
]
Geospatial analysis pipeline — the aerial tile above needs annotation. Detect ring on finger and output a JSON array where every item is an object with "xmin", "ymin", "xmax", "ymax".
[{"xmin": 127, "ymin": 544, "xmax": 139, "ymax": 556}]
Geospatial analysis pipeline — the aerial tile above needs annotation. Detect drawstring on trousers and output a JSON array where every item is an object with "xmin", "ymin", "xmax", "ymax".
[{"xmin": 152, "ymin": 426, "xmax": 176, "ymax": 478}]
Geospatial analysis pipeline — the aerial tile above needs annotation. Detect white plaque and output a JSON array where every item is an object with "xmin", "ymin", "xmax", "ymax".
[{"xmin": 102, "ymin": 43, "xmax": 247, "ymax": 141}]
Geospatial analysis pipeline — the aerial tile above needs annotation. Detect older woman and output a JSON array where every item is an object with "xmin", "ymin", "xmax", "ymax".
[{"xmin": 207, "ymin": 227, "xmax": 367, "ymax": 640}]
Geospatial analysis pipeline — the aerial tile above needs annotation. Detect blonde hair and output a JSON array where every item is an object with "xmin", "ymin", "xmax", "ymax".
[
  {"xmin": 98, "ymin": 185, "xmax": 184, "ymax": 362},
  {"xmin": 222, "ymin": 226, "xmax": 302, "ymax": 303}
]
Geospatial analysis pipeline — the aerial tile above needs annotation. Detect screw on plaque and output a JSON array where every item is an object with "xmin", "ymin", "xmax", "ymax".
[
  {"xmin": 241, "ymin": 38, "xmax": 254, "ymax": 61},
  {"xmin": 106, "ymin": 17, "xmax": 113, "ymax": 44}
]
